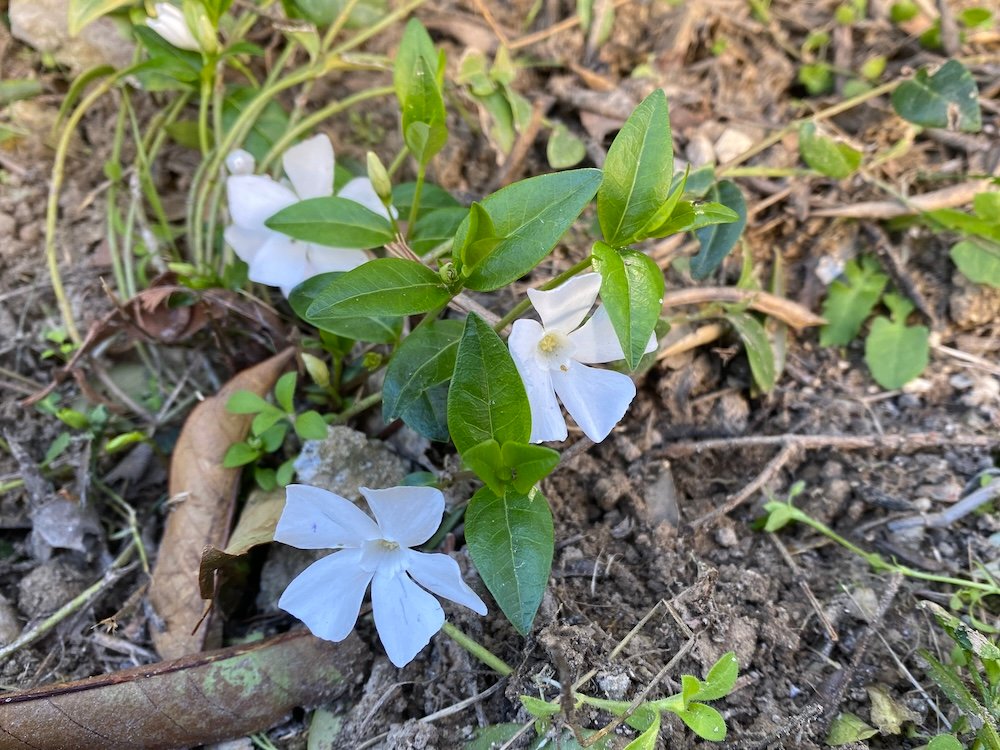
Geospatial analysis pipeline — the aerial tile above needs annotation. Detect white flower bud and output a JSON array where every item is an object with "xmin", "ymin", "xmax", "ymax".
[
  {"xmin": 225, "ymin": 149, "xmax": 256, "ymax": 176},
  {"xmin": 147, "ymin": 3, "xmax": 201, "ymax": 52}
]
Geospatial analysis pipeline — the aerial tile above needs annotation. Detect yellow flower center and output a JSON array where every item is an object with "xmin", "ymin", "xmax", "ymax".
[
  {"xmin": 538, "ymin": 333, "xmax": 560, "ymax": 353},
  {"xmin": 377, "ymin": 539, "xmax": 400, "ymax": 552}
]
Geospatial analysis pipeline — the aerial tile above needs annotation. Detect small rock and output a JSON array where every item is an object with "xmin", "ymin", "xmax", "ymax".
[
  {"xmin": 685, "ymin": 133, "xmax": 715, "ymax": 167},
  {"xmin": 714, "ymin": 525, "xmax": 739, "ymax": 548},
  {"xmin": 949, "ymin": 274, "xmax": 1000, "ymax": 329},
  {"xmin": 18, "ymin": 559, "xmax": 89, "ymax": 618},
  {"xmin": 10, "ymin": 0, "xmax": 135, "ymax": 72},
  {"xmin": 294, "ymin": 426, "xmax": 408, "ymax": 498},
  {"xmin": 597, "ymin": 669, "xmax": 631, "ymax": 701},
  {"xmin": 713, "ymin": 127, "xmax": 756, "ymax": 164},
  {"xmin": 826, "ymin": 478, "xmax": 852, "ymax": 505},
  {"xmin": 640, "ymin": 463, "xmax": 679, "ymax": 527},
  {"xmin": 0, "ymin": 595, "xmax": 22, "ymax": 645}
]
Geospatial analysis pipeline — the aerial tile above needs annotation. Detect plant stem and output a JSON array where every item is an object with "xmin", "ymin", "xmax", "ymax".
[
  {"xmin": 493, "ymin": 256, "xmax": 594, "ymax": 332},
  {"xmin": 441, "ymin": 622, "xmax": 513, "ymax": 676},
  {"xmin": 333, "ymin": 390, "xmax": 383, "ymax": 424},
  {"xmin": 406, "ymin": 164, "xmax": 426, "ymax": 237},
  {"xmin": 198, "ymin": 63, "xmax": 214, "ymax": 155}
]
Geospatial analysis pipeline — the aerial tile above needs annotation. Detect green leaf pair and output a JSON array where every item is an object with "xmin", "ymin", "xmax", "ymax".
[{"xmin": 394, "ymin": 20, "xmax": 447, "ymax": 165}]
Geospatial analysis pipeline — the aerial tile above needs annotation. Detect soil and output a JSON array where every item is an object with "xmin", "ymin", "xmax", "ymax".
[{"xmin": 1, "ymin": 0, "xmax": 999, "ymax": 748}]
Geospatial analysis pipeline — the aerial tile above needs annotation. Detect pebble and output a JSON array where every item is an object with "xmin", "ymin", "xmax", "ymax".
[{"xmin": 715, "ymin": 525, "xmax": 739, "ymax": 548}]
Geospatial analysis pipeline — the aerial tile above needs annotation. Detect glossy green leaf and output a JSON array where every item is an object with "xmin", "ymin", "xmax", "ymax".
[
  {"xmin": 690, "ymin": 181, "xmax": 746, "ymax": 279},
  {"xmin": 393, "ymin": 18, "xmax": 439, "ymax": 103},
  {"xmin": 694, "ymin": 652, "xmax": 739, "ymax": 701},
  {"xmin": 454, "ymin": 170, "xmax": 602, "ymax": 291},
  {"xmin": 597, "ymin": 89, "xmax": 673, "ymax": 245},
  {"xmin": 447, "ymin": 314, "xmax": 530, "ymax": 454},
  {"xmin": 265, "ymin": 196, "xmax": 393, "ymax": 249},
  {"xmin": 891, "ymin": 60, "xmax": 981, "ymax": 132},
  {"xmin": 644, "ymin": 200, "xmax": 738, "ymax": 240},
  {"xmin": 391, "ymin": 182, "xmax": 460, "ymax": 220},
  {"xmin": 501, "ymin": 442, "xmax": 560, "ymax": 494},
  {"xmin": 546, "ymin": 124, "xmax": 587, "ymax": 169},
  {"xmin": 274, "ymin": 371, "xmax": 296, "ymax": 413},
  {"xmin": 591, "ymin": 243, "xmax": 663, "ymax": 370},
  {"xmin": 294, "ymin": 411, "xmax": 329, "ymax": 440},
  {"xmin": 69, "ymin": 0, "xmax": 134, "ymax": 36},
  {"xmin": 950, "ymin": 239, "xmax": 1000, "ymax": 288},
  {"xmin": 411, "ymin": 207, "xmax": 468, "ymax": 254},
  {"xmin": 798, "ymin": 122, "xmax": 862, "ymax": 178},
  {"xmin": 819, "ymin": 256, "xmax": 889, "ymax": 346},
  {"xmin": 401, "ymin": 55, "xmax": 448, "ymax": 164},
  {"xmin": 462, "ymin": 440, "xmax": 505, "ymax": 494},
  {"xmin": 677, "ymin": 703, "xmax": 726, "ymax": 741},
  {"xmin": 306, "ymin": 258, "xmax": 452, "ymax": 320},
  {"xmin": 465, "ymin": 486, "xmax": 553, "ymax": 635},
  {"xmin": 864, "ymin": 294, "xmax": 929, "ymax": 389},
  {"xmin": 725, "ymin": 312, "xmax": 776, "ymax": 392},
  {"xmin": 382, "ymin": 319, "xmax": 464, "ymax": 441},
  {"xmin": 289, "ymin": 273, "xmax": 403, "ymax": 343}
]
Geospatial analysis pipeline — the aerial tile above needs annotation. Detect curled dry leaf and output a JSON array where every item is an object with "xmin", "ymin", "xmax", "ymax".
[
  {"xmin": 148, "ymin": 348, "xmax": 296, "ymax": 659},
  {"xmin": 0, "ymin": 630, "xmax": 368, "ymax": 750}
]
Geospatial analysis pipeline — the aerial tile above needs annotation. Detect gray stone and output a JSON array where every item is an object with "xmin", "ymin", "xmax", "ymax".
[
  {"xmin": 10, "ymin": 0, "xmax": 135, "ymax": 73},
  {"xmin": 18, "ymin": 559, "xmax": 88, "ymax": 618}
]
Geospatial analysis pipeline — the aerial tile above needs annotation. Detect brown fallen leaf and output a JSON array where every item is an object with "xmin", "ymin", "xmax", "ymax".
[
  {"xmin": 148, "ymin": 347, "xmax": 296, "ymax": 660},
  {"xmin": 0, "ymin": 630, "xmax": 368, "ymax": 750}
]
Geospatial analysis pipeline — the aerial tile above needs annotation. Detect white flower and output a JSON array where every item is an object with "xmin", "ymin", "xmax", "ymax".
[
  {"xmin": 147, "ymin": 3, "xmax": 200, "ymax": 52},
  {"xmin": 509, "ymin": 273, "xmax": 657, "ymax": 444},
  {"xmin": 275, "ymin": 484, "xmax": 487, "ymax": 668},
  {"xmin": 225, "ymin": 134, "xmax": 391, "ymax": 296}
]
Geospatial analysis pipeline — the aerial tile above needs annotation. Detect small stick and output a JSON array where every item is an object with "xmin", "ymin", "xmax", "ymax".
[
  {"xmin": 662, "ymin": 288, "xmax": 825, "ymax": 329},
  {"xmin": 862, "ymin": 224, "xmax": 938, "ymax": 329},
  {"xmin": 509, "ymin": 0, "xmax": 633, "ymax": 50},
  {"xmin": 811, "ymin": 179, "xmax": 992, "ymax": 219},
  {"xmin": 767, "ymin": 531, "xmax": 839, "ymax": 642},
  {"xmin": 470, "ymin": 0, "xmax": 511, "ymax": 47},
  {"xmin": 887, "ymin": 480, "xmax": 1000, "ymax": 532},
  {"xmin": 688, "ymin": 442, "xmax": 800, "ymax": 529},
  {"xmin": 656, "ymin": 323, "xmax": 725, "ymax": 362}
]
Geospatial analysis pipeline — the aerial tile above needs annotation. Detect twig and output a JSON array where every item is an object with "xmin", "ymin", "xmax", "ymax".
[
  {"xmin": 662, "ymin": 288, "xmax": 825, "ymax": 329},
  {"xmin": 767, "ymin": 532, "xmax": 839, "ymax": 642},
  {"xmin": 862, "ymin": 224, "xmax": 939, "ymax": 329},
  {"xmin": 509, "ymin": 0, "xmax": 633, "ymax": 50},
  {"xmin": 661, "ymin": 431, "xmax": 997, "ymax": 459},
  {"xmin": 688, "ymin": 442, "xmax": 800, "ymax": 529},
  {"xmin": 469, "ymin": 0, "xmax": 511, "ymax": 47},
  {"xmin": 933, "ymin": 344, "xmax": 1000, "ymax": 377},
  {"xmin": 887, "ymin": 480, "xmax": 1000, "ymax": 532},
  {"xmin": 811, "ymin": 179, "xmax": 992, "ymax": 218},
  {"xmin": 656, "ymin": 323, "xmax": 725, "ymax": 362}
]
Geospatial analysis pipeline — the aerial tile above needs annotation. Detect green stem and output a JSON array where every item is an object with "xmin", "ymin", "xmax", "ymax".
[
  {"xmin": 328, "ymin": 0, "xmax": 427, "ymax": 57},
  {"xmin": 493, "ymin": 256, "xmax": 594, "ymax": 332},
  {"xmin": 723, "ymin": 166, "xmax": 817, "ymax": 178},
  {"xmin": 441, "ymin": 622, "xmax": 513, "ymax": 676},
  {"xmin": 198, "ymin": 63, "xmax": 214, "ymax": 155},
  {"xmin": 387, "ymin": 146, "xmax": 409, "ymax": 177},
  {"xmin": 406, "ymin": 164, "xmax": 426, "ymax": 237},
  {"xmin": 332, "ymin": 390, "xmax": 383, "ymax": 424}
]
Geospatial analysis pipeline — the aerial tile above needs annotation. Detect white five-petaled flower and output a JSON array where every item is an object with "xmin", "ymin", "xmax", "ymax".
[
  {"xmin": 146, "ymin": 3, "xmax": 201, "ymax": 52},
  {"xmin": 275, "ymin": 484, "xmax": 488, "ymax": 668},
  {"xmin": 225, "ymin": 134, "xmax": 391, "ymax": 296},
  {"xmin": 509, "ymin": 273, "xmax": 657, "ymax": 444}
]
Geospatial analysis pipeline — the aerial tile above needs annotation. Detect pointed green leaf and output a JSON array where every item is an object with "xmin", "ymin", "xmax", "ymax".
[
  {"xmin": 306, "ymin": 258, "xmax": 452, "ymax": 320},
  {"xmin": 454, "ymin": 169, "xmax": 602, "ymax": 291},
  {"xmin": 462, "ymin": 440, "xmax": 505, "ymax": 494},
  {"xmin": 799, "ymin": 122, "xmax": 862, "ymax": 178},
  {"xmin": 223, "ymin": 442, "xmax": 262, "ymax": 468},
  {"xmin": 447, "ymin": 314, "xmax": 530, "ymax": 453},
  {"xmin": 227, "ymin": 390, "xmax": 271, "ymax": 414},
  {"xmin": 289, "ymin": 272, "xmax": 403, "ymax": 344},
  {"xmin": 819, "ymin": 257, "xmax": 889, "ymax": 346},
  {"xmin": 591, "ymin": 243, "xmax": 663, "ymax": 369},
  {"xmin": 402, "ymin": 55, "xmax": 448, "ymax": 164},
  {"xmin": 827, "ymin": 712, "xmax": 878, "ymax": 745},
  {"xmin": 251, "ymin": 406, "xmax": 286, "ymax": 437},
  {"xmin": 546, "ymin": 124, "xmax": 587, "ymax": 169},
  {"xmin": 411, "ymin": 207, "xmax": 468, "ymax": 254},
  {"xmin": 598, "ymin": 89, "xmax": 673, "ymax": 245},
  {"xmin": 891, "ymin": 60, "xmax": 981, "ymax": 132},
  {"xmin": 465, "ymin": 486, "xmax": 554, "ymax": 635},
  {"xmin": 690, "ymin": 181, "xmax": 746, "ymax": 279},
  {"xmin": 274, "ymin": 372, "xmax": 296, "ymax": 413},
  {"xmin": 382, "ymin": 319, "xmax": 464, "ymax": 441},
  {"xmin": 694, "ymin": 652, "xmax": 738, "ymax": 700},
  {"xmin": 725, "ymin": 312, "xmax": 776, "ymax": 392},
  {"xmin": 265, "ymin": 196, "xmax": 394, "ymax": 249},
  {"xmin": 393, "ymin": 18, "xmax": 438, "ymax": 103},
  {"xmin": 500, "ymin": 442, "xmax": 560, "ymax": 494}
]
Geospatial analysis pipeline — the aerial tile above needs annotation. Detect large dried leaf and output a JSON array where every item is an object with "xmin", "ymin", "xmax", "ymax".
[
  {"xmin": 149, "ymin": 348, "xmax": 296, "ymax": 659},
  {"xmin": 0, "ymin": 630, "xmax": 367, "ymax": 750}
]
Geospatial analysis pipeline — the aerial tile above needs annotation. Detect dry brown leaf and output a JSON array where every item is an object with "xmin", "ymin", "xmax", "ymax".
[
  {"xmin": 0, "ymin": 630, "xmax": 367, "ymax": 750},
  {"xmin": 148, "ymin": 348, "xmax": 296, "ymax": 659}
]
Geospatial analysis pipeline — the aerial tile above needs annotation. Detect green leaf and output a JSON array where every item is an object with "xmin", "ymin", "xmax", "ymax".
[
  {"xmin": 454, "ymin": 169, "xmax": 603, "ymax": 291},
  {"xmin": 274, "ymin": 371, "xmax": 296, "ymax": 413},
  {"xmin": 591, "ymin": 243, "xmax": 664, "ymax": 370},
  {"xmin": 725, "ymin": 312, "xmax": 776, "ymax": 392},
  {"xmin": 259, "ymin": 422, "xmax": 288, "ymax": 452},
  {"xmin": 520, "ymin": 695, "xmax": 560, "ymax": 719},
  {"xmin": 306, "ymin": 258, "xmax": 452, "ymax": 321},
  {"xmin": 402, "ymin": 55, "xmax": 448, "ymax": 165},
  {"xmin": 222, "ymin": 87, "xmax": 290, "ymax": 161},
  {"xmin": 227, "ymin": 390, "xmax": 271, "ymax": 414},
  {"xmin": 695, "ymin": 652, "xmax": 739, "ymax": 701},
  {"xmin": 391, "ymin": 182, "xmax": 460, "ymax": 220},
  {"xmin": 597, "ymin": 89, "xmax": 673, "ymax": 245},
  {"xmin": 276, "ymin": 457, "xmax": 296, "ymax": 487},
  {"xmin": 891, "ymin": 60, "xmax": 981, "ymax": 132},
  {"xmin": 951, "ymin": 239, "xmax": 1000, "ymax": 287},
  {"xmin": 411, "ymin": 207, "xmax": 468, "ymax": 254},
  {"xmin": 798, "ymin": 122, "xmax": 862, "ymax": 178},
  {"xmin": 973, "ymin": 191, "xmax": 1000, "ymax": 223},
  {"xmin": 546, "ymin": 124, "xmax": 587, "ymax": 169},
  {"xmin": 465, "ymin": 724, "xmax": 523, "ymax": 750},
  {"xmin": 798, "ymin": 63, "xmax": 834, "ymax": 95},
  {"xmin": 465, "ymin": 486, "xmax": 554, "ymax": 635},
  {"xmin": 289, "ymin": 272, "xmax": 403, "ymax": 344},
  {"xmin": 642, "ymin": 200, "xmax": 738, "ymax": 241},
  {"xmin": 264, "ymin": 196, "xmax": 393, "ymax": 249},
  {"xmin": 69, "ymin": 0, "xmax": 134, "ymax": 36},
  {"xmin": 676, "ymin": 703, "xmax": 727, "ymax": 741},
  {"xmin": 457, "ymin": 202, "xmax": 502, "ymax": 269},
  {"xmin": 864, "ymin": 294, "xmax": 929, "ymax": 389},
  {"xmin": 621, "ymin": 707, "xmax": 660, "ymax": 750},
  {"xmin": 393, "ymin": 18, "xmax": 439, "ymax": 103},
  {"xmin": 223, "ymin": 442, "xmax": 261, "ymax": 468},
  {"xmin": 462, "ymin": 440, "xmax": 505, "ymax": 494},
  {"xmin": 382, "ymin": 319, "xmax": 464, "ymax": 441},
  {"xmin": 690, "ymin": 181, "xmax": 746, "ymax": 279},
  {"xmin": 928, "ymin": 735, "xmax": 964, "ymax": 750},
  {"xmin": 447, "ymin": 314, "xmax": 530, "ymax": 454},
  {"xmin": 104, "ymin": 431, "xmax": 146, "ymax": 454},
  {"xmin": 0, "ymin": 80, "xmax": 43, "ymax": 107},
  {"xmin": 820, "ymin": 257, "xmax": 889, "ymax": 346},
  {"xmin": 251, "ymin": 405, "xmax": 285, "ymax": 436},
  {"xmin": 500, "ymin": 442, "xmax": 560, "ymax": 494},
  {"xmin": 294, "ymin": 411, "xmax": 329, "ymax": 440},
  {"xmin": 959, "ymin": 7, "xmax": 993, "ymax": 27}
]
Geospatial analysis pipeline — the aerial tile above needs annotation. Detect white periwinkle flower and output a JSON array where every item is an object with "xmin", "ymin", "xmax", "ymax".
[
  {"xmin": 225, "ymin": 134, "xmax": 391, "ymax": 296},
  {"xmin": 509, "ymin": 273, "xmax": 657, "ymax": 444},
  {"xmin": 275, "ymin": 484, "xmax": 488, "ymax": 668},
  {"xmin": 147, "ymin": 3, "xmax": 200, "ymax": 52}
]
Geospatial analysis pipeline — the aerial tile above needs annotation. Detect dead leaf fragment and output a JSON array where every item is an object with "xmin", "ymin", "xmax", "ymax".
[
  {"xmin": 0, "ymin": 630, "xmax": 368, "ymax": 750},
  {"xmin": 149, "ymin": 348, "xmax": 295, "ymax": 659}
]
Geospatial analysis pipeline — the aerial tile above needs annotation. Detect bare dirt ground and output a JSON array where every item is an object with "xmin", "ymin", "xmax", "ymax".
[{"xmin": 0, "ymin": 0, "xmax": 998, "ymax": 748}]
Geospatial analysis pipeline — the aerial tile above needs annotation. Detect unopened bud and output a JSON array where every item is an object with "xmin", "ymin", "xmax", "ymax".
[
  {"xmin": 366, "ymin": 151, "xmax": 393, "ymax": 206},
  {"xmin": 147, "ymin": 2, "xmax": 201, "ymax": 52},
  {"xmin": 182, "ymin": 0, "xmax": 219, "ymax": 55},
  {"xmin": 225, "ymin": 149, "xmax": 255, "ymax": 175}
]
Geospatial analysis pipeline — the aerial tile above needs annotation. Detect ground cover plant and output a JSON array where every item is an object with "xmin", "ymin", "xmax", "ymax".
[{"xmin": 0, "ymin": 0, "xmax": 997, "ymax": 747}]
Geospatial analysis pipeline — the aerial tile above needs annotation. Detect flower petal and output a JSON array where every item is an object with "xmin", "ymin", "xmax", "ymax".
[
  {"xmin": 278, "ymin": 548, "xmax": 372, "ymax": 642},
  {"xmin": 223, "ymin": 224, "xmax": 269, "ymax": 265},
  {"xmin": 371, "ymin": 569, "xmax": 444, "ymax": 667},
  {"xmin": 226, "ymin": 175, "xmax": 298, "ymax": 229},
  {"xmin": 282, "ymin": 134, "xmax": 334, "ymax": 200},
  {"xmin": 405, "ymin": 551, "xmax": 487, "ymax": 615},
  {"xmin": 509, "ymin": 319, "xmax": 567, "ymax": 443},
  {"xmin": 551, "ymin": 360, "xmax": 636, "ymax": 443},
  {"xmin": 338, "ymin": 177, "xmax": 394, "ymax": 219},
  {"xmin": 359, "ymin": 486, "xmax": 444, "ymax": 547},
  {"xmin": 304, "ymin": 245, "xmax": 370, "ymax": 275},
  {"xmin": 526, "ymin": 273, "xmax": 602, "ymax": 333},
  {"xmin": 275, "ymin": 484, "xmax": 379, "ymax": 549},
  {"xmin": 247, "ymin": 235, "xmax": 311, "ymax": 293},
  {"xmin": 567, "ymin": 305, "xmax": 626, "ymax": 364}
]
